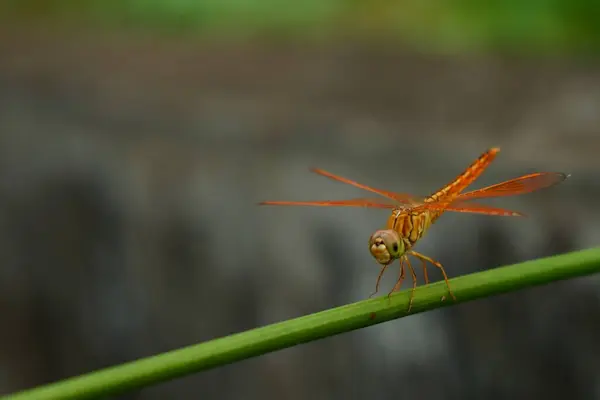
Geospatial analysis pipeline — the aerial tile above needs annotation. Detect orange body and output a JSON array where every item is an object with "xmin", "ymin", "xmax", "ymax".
[
  {"xmin": 260, "ymin": 147, "xmax": 567, "ymax": 311},
  {"xmin": 388, "ymin": 148, "xmax": 500, "ymax": 250}
]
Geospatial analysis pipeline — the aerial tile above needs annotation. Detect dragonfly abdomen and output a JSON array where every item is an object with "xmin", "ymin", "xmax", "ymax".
[{"xmin": 427, "ymin": 147, "xmax": 499, "ymax": 203}]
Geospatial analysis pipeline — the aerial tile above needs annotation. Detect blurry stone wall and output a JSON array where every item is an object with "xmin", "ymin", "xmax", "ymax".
[{"xmin": 0, "ymin": 27, "xmax": 599, "ymax": 399}]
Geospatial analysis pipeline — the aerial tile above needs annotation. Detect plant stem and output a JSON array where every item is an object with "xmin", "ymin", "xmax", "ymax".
[{"xmin": 4, "ymin": 247, "xmax": 600, "ymax": 400}]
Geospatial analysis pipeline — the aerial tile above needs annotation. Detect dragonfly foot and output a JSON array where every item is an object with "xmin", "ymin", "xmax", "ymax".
[
  {"xmin": 385, "ymin": 289, "xmax": 395, "ymax": 306},
  {"xmin": 407, "ymin": 293, "xmax": 415, "ymax": 313}
]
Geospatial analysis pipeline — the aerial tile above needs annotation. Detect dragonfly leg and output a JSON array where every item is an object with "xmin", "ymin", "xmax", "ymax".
[
  {"xmin": 409, "ymin": 250, "xmax": 457, "ymax": 301},
  {"xmin": 387, "ymin": 257, "xmax": 405, "ymax": 300},
  {"xmin": 404, "ymin": 256, "xmax": 417, "ymax": 312},
  {"xmin": 419, "ymin": 257, "xmax": 430, "ymax": 285},
  {"xmin": 369, "ymin": 263, "xmax": 390, "ymax": 298}
]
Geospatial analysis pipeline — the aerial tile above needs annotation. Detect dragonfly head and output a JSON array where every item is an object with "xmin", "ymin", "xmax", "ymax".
[{"xmin": 369, "ymin": 229, "xmax": 404, "ymax": 265}]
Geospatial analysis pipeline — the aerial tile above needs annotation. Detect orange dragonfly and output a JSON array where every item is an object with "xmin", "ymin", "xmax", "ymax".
[{"xmin": 260, "ymin": 148, "xmax": 568, "ymax": 311}]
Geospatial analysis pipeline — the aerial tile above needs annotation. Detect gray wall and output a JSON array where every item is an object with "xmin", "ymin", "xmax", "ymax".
[{"xmin": 0, "ymin": 30, "xmax": 599, "ymax": 399}]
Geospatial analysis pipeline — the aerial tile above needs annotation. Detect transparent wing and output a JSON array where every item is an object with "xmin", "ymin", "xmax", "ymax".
[
  {"xmin": 259, "ymin": 197, "xmax": 398, "ymax": 209},
  {"xmin": 409, "ymin": 172, "xmax": 567, "ymax": 215},
  {"xmin": 414, "ymin": 201, "xmax": 524, "ymax": 217},
  {"xmin": 453, "ymin": 172, "xmax": 568, "ymax": 201},
  {"xmin": 260, "ymin": 170, "xmax": 567, "ymax": 217},
  {"xmin": 309, "ymin": 168, "xmax": 419, "ymax": 204}
]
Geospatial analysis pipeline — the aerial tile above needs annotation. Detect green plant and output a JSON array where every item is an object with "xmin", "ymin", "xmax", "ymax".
[
  {"xmin": 2, "ymin": 0, "xmax": 600, "ymax": 51},
  {"xmin": 3, "ymin": 247, "xmax": 600, "ymax": 400}
]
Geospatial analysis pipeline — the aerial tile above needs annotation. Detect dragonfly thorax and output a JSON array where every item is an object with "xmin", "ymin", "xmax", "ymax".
[{"xmin": 368, "ymin": 229, "xmax": 405, "ymax": 265}]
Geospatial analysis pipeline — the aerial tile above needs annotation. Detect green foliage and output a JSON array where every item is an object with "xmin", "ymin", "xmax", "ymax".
[
  {"xmin": 1, "ymin": 0, "xmax": 600, "ymax": 51},
  {"xmin": 3, "ymin": 247, "xmax": 600, "ymax": 400}
]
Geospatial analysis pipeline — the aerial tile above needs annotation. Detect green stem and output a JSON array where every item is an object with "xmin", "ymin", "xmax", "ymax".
[{"xmin": 4, "ymin": 247, "xmax": 600, "ymax": 400}]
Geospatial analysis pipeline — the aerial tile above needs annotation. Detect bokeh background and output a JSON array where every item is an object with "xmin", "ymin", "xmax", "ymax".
[{"xmin": 1, "ymin": 1, "xmax": 599, "ymax": 399}]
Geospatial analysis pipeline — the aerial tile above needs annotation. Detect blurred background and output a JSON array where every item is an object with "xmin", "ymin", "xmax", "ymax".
[{"xmin": 0, "ymin": 1, "xmax": 599, "ymax": 399}]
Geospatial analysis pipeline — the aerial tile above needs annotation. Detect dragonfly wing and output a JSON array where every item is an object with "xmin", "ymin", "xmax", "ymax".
[
  {"xmin": 454, "ymin": 172, "xmax": 568, "ymax": 201},
  {"xmin": 407, "ymin": 171, "xmax": 566, "ymax": 215},
  {"xmin": 310, "ymin": 168, "xmax": 420, "ymax": 204},
  {"xmin": 411, "ymin": 200, "xmax": 524, "ymax": 216},
  {"xmin": 259, "ymin": 197, "xmax": 397, "ymax": 209}
]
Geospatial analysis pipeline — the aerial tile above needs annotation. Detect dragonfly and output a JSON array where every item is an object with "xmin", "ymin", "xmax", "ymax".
[{"xmin": 259, "ymin": 148, "xmax": 568, "ymax": 311}]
